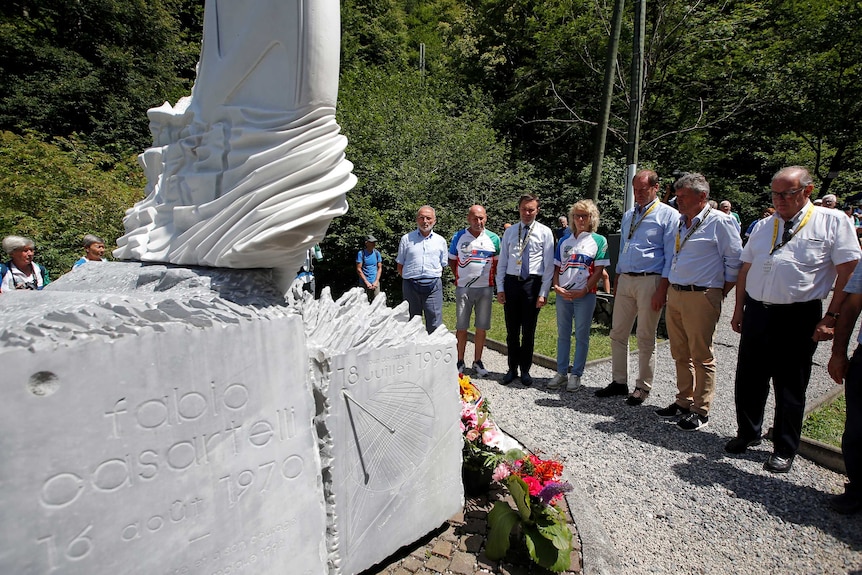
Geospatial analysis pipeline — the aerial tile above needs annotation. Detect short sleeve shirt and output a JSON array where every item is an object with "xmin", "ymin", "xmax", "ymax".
[
  {"xmin": 554, "ymin": 231, "xmax": 610, "ymax": 292},
  {"xmin": 356, "ymin": 249, "xmax": 381, "ymax": 283},
  {"xmin": 743, "ymin": 203, "xmax": 861, "ymax": 304},
  {"xmin": 448, "ymin": 228, "xmax": 501, "ymax": 288},
  {"xmin": 396, "ymin": 229, "xmax": 449, "ymax": 279}
]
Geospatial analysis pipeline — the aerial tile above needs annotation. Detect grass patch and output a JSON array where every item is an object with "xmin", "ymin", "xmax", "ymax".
[
  {"xmin": 802, "ymin": 393, "xmax": 846, "ymax": 449},
  {"xmin": 441, "ymin": 292, "xmax": 634, "ymax": 362}
]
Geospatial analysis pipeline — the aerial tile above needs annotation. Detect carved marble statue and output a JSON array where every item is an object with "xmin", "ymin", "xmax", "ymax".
[{"xmin": 114, "ymin": 0, "xmax": 356, "ymax": 276}]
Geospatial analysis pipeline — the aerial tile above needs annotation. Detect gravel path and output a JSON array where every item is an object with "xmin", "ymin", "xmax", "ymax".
[{"xmin": 462, "ymin": 297, "xmax": 862, "ymax": 575}]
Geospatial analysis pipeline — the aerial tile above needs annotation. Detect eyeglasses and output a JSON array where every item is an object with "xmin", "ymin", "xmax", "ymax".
[
  {"xmin": 771, "ymin": 187, "xmax": 805, "ymax": 200},
  {"xmin": 573, "ymin": 213, "xmax": 591, "ymax": 219}
]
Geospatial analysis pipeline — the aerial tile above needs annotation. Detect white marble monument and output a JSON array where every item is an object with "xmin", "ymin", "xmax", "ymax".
[
  {"xmin": 0, "ymin": 265, "xmax": 463, "ymax": 575},
  {"xmin": 114, "ymin": 0, "xmax": 356, "ymax": 280}
]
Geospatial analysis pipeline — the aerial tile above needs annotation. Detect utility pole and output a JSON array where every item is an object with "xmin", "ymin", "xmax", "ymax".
[
  {"xmin": 623, "ymin": 0, "xmax": 646, "ymax": 213},
  {"xmin": 587, "ymin": 0, "xmax": 626, "ymax": 203}
]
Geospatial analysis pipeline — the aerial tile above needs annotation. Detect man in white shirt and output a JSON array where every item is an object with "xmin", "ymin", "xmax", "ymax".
[
  {"xmin": 495, "ymin": 194, "xmax": 555, "ymax": 386},
  {"xmin": 449, "ymin": 205, "xmax": 500, "ymax": 377},
  {"xmin": 726, "ymin": 166, "xmax": 860, "ymax": 473},
  {"xmin": 396, "ymin": 205, "xmax": 449, "ymax": 334}
]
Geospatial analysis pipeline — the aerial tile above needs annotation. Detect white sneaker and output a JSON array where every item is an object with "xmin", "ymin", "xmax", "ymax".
[
  {"xmin": 547, "ymin": 373, "xmax": 567, "ymax": 390},
  {"xmin": 566, "ymin": 374, "xmax": 582, "ymax": 391},
  {"xmin": 471, "ymin": 360, "xmax": 490, "ymax": 377}
]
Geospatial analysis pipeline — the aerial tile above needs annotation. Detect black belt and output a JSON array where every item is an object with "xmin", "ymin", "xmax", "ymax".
[
  {"xmin": 671, "ymin": 284, "xmax": 709, "ymax": 292},
  {"xmin": 622, "ymin": 272, "xmax": 659, "ymax": 276},
  {"xmin": 750, "ymin": 297, "xmax": 817, "ymax": 308},
  {"xmin": 506, "ymin": 273, "xmax": 541, "ymax": 282}
]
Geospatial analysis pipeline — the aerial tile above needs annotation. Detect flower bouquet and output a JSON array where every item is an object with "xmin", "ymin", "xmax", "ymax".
[
  {"xmin": 486, "ymin": 449, "xmax": 574, "ymax": 572},
  {"xmin": 460, "ymin": 375, "xmax": 504, "ymax": 493}
]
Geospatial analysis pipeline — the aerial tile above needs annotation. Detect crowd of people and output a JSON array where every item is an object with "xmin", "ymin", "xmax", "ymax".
[{"xmin": 382, "ymin": 164, "xmax": 861, "ymax": 516}]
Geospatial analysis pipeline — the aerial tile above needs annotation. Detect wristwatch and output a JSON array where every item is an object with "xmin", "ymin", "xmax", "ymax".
[{"xmin": 825, "ymin": 311, "xmax": 840, "ymax": 320}]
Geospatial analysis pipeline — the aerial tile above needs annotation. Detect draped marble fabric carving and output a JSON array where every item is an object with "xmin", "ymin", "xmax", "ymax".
[{"xmin": 114, "ymin": 0, "xmax": 355, "ymax": 273}]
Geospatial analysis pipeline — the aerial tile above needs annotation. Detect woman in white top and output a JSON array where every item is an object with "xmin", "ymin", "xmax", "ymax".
[
  {"xmin": 547, "ymin": 200, "xmax": 610, "ymax": 391},
  {"xmin": 0, "ymin": 235, "xmax": 50, "ymax": 292}
]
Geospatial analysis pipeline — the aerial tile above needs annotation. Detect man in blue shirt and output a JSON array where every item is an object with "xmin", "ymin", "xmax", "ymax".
[
  {"xmin": 397, "ymin": 206, "xmax": 449, "ymax": 334},
  {"xmin": 356, "ymin": 235, "xmax": 382, "ymax": 302},
  {"xmin": 596, "ymin": 170, "xmax": 678, "ymax": 405},
  {"xmin": 654, "ymin": 173, "xmax": 742, "ymax": 431},
  {"xmin": 72, "ymin": 234, "xmax": 107, "ymax": 268}
]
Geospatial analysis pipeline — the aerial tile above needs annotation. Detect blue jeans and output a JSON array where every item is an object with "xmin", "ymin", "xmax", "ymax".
[{"xmin": 556, "ymin": 293, "xmax": 596, "ymax": 376}]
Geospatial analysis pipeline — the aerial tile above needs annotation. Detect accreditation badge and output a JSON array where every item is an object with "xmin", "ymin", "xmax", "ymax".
[
  {"xmin": 762, "ymin": 257, "xmax": 773, "ymax": 274},
  {"xmin": 622, "ymin": 242, "xmax": 630, "ymax": 254},
  {"xmin": 671, "ymin": 256, "xmax": 678, "ymax": 272}
]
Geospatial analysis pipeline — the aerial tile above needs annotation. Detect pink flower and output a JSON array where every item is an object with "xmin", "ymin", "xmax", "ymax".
[
  {"xmin": 465, "ymin": 429, "xmax": 480, "ymax": 442},
  {"xmin": 481, "ymin": 426, "xmax": 501, "ymax": 447},
  {"xmin": 492, "ymin": 463, "xmax": 511, "ymax": 482}
]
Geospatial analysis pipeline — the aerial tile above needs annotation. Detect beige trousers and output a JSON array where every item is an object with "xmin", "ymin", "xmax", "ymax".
[
  {"xmin": 610, "ymin": 274, "xmax": 662, "ymax": 390},
  {"xmin": 665, "ymin": 287, "xmax": 723, "ymax": 416}
]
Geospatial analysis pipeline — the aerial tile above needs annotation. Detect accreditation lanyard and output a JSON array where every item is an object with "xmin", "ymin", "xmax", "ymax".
[
  {"xmin": 627, "ymin": 200, "xmax": 659, "ymax": 241},
  {"xmin": 675, "ymin": 208, "xmax": 711, "ymax": 255},
  {"xmin": 515, "ymin": 223, "xmax": 535, "ymax": 265},
  {"xmin": 770, "ymin": 204, "xmax": 814, "ymax": 255}
]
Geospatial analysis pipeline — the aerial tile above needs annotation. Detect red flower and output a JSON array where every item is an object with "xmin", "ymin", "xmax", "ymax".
[{"xmin": 522, "ymin": 475, "xmax": 543, "ymax": 496}]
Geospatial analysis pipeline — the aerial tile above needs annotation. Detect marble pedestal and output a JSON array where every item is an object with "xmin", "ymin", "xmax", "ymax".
[{"xmin": 0, "ymin": 262, "xmax": 463, "ymax": 575}]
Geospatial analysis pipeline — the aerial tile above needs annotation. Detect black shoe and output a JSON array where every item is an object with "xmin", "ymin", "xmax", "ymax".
[
  {"xmin": 764, "ymin": 453, "xmax": 794, "ymax": 473},
  {"xmin": 654, "ymin": 402, "xmax": 690, "ymax": 418},
  {"xmin": 677, "ymin": 412, "xmax": 709, "ymax": 431},
  {"xmin": 521, "ymin": 373, "xmax": 533, "ymax": 387},
  {"xmin": 724, "ymin": 436, "xmax": 762, "ymax": 454},
  {"xmin": 595, "ymin": 381, "xmax": 628, "ymax": 397},
  {"xmin": 501, "ymin": 370, "xmax": 517, "ymax": 385},
  {"xmin": 829, "ymin": 485, "xmax": 862, "ymax": 515},
  {"xmin": 625, "ymin": 387, "xmax": 649, "ymax": 406}
]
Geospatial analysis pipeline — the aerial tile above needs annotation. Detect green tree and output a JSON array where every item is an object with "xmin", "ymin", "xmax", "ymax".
[
  {"xmin": 0, "ymin": 0, "xmax": 202, "ymax": 157},
  {"xmin": 320, "ymin": 68, "xmax": 544, "ymax": 298},
  {"xmin": 0, "ymin": 131, "xmax": 144, "ymax": 276}
]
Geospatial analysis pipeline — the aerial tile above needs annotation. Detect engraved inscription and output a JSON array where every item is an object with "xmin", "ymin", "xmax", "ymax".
[{"xmin": 32, "ymin": 377, "xmax": 305, "ymax": 573}]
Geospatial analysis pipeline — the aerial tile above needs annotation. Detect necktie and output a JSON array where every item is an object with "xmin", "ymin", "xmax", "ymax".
[
  {"xmin": 782, "ymin": 220, "xmax": 794, "ymax": 245},
  {"xmin": 519, "ymin": 225, "xmax": 530, "ymax": 279}
]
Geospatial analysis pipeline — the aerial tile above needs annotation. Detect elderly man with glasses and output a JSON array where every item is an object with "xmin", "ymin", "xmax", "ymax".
[{"xmin": 725, "ymin": 166, "xmax": 860, "ymax": 473}]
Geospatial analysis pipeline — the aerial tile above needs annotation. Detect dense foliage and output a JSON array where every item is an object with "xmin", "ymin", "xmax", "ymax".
[{"xmin": 1, "ymin": 0, "xmax": 860, "ymax": 289}]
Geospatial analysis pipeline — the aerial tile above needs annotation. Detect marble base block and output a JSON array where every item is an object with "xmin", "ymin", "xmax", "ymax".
[{"xmin": 0, "ymin": 265, "xmax": 464, "ymax": 575}]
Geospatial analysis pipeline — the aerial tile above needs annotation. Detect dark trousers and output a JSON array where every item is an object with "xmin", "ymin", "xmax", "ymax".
[
  {"xmin": 503, "ymin": 274, "xmax": 542, "ymax": 375},
  {"xmin": 844, "ymin": 347, "xmax": 862, "ymax": 492},
  {"xmin": 402, "ymin": 277, "xmax": 443, "ymax": 334},
  {"xmin": 733, "ymin": 296, "xmax": 821, "ymax": 457}
]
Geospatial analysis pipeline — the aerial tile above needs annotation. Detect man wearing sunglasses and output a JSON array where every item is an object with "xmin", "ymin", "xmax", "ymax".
[{"xmin": 726, "ymin": 166, "xmax": 860, "ymax": 473}]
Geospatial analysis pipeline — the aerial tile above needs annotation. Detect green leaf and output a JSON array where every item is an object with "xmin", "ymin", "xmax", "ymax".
[
  {"xmin": 485, "ymin": 501, "xmax": 519, "ymax": 560},
  {"xmin": 523, "ymin": 523, "xmax": 573, "ymax": 572},
  {"xmin": 505, "ymin": 475, "xmax": 532, "ymax": 521}
]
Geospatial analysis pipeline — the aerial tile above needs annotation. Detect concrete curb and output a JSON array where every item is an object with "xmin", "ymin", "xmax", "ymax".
[{"xmin": 798, "ymin": 384, "xmax": 846, "ymax": 474}]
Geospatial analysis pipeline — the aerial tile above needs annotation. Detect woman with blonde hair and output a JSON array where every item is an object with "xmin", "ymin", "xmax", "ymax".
[{"xmin": 547, "ymin": 200, "xmax": 609, "ymax": 391}]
